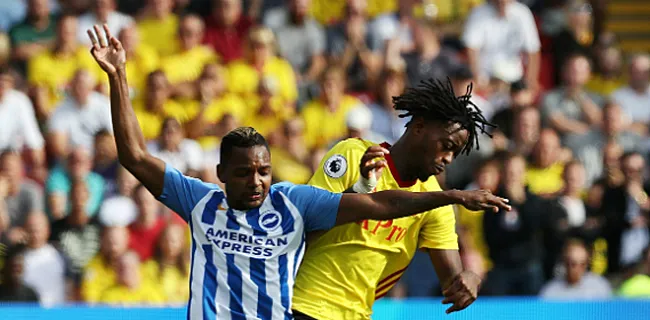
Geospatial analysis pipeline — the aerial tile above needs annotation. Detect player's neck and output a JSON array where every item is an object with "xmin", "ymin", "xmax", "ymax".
[{"xmin": 387, "ymin": 140, "xmax": 416, "ymax": 182}]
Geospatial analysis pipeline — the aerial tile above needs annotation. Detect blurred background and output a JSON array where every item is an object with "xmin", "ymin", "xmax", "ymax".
[{"xmin": 0, "ymin": 0, "xmax": 649, "ymax": 317}]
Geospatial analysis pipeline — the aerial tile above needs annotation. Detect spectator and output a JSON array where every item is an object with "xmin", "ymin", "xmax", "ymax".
[
  {"xmin": 508, "ymin": 107, "xmax": 541, "ymax": 157},
  {"xmin": 133, "ymin": 70, "xmax": 190, "ymax": 141},
  {"xmin": 203, "ymin": 0, "xmax": 254, "ymax": 63},
  {"xmin": 118, "ymin": 25, "xmax": 159, "ymax": 100},
  {"xmin": 368, "ymin": 62, "xmax": 408, "ymax": 144},
  {"xmin": 22, "ymin": 212, "xmax": 68, "ymax": 306},
  {"xmin": 148, "ymin": 118, "xmax": 203, "ymax": 177},
  {"xmin": 462, "ymin": 0, "xmax": 541, "ymax": 91},
  {"xmin": 342, "ymin": 106, "xmax": 386, "ymax": 143},
  {"xmin": 540, "ymin": 239, "xmax": 612, "ymax": 299},
  {"xmin": 0, "ymin": 69, "xmax": 45, "ymax": 170},
  {"xmin": 81, "ymin": 226, "xmax": 129, "ymax": 303},
  {"xmin": 565, "ymin": 102, "xmax": 644, "ymax": 187},
  {"xmin": 601, "ymin": 152, "xmax": 650, "ymax": 275},
  {"xmin": 483, "ymin": 153, "xmax": 548, "ymax": 296},
  {"xmin": 9, "ymin": 0, "xmax": 56, "ymax": 73},
  {"xmin": 525, "ymin": 129, "xmax": 567, "ymax": 197},
  {"xmin": 183, "ymin": 63, "xmax": 247, "ymax": 143},
  {"xmin": 491, "ymin": 80, "xmax": 535, "ymax": 140},
  {"xmin": 558, "ymin": 161, "xmax": 595, "ymax": 238},
  {"xmin": 611, "ymin": 54, "xmax": 650, "ymax": 137},
  {"xmin": 585, "ymin": 46, "xmax": 625, "ymax": 97},
  {"xmin": 161, "ymin": 14, "xmax": 217, "ymax": 85},
  {"xmin": 369, "ymin": 0, "xmax": 416, "ymax": 57},
  {"xmin": 45, "ymin": 148, "xmax": 106, "ymax": 220},
  {"xmin": 0, "ymin": 244, "xmax": 39, "ymax": 302},
  {"xmin": 98, "ymin": 166, "xmax": 138, "ymax": 226},
  {"xmin": 99, "ymin": 250, "xmax": 165, "ymax": 305},
  {"xmin": 457, "ymin": 157, "xmax": 502, "ymax": 274},
  {"xmin": 49, "ymin": 180, "xmax": 101, "ymax": 293},
  {"xmin": 0, "ymin": 151, "xmax": 43, "ymax": 243},
  {"xmin": 541, "ymin": 54, "xmax": 602, "ymax": 142},
  {"xmin": 301, "ymin": 65, "xmax": 366, "ymax": 150},
  {"xmin": 76, "ymin": 0, "xmax": 133, "ymax": 46},
  {"xmin": 27, "ymin": 15, "xmax": 98, "ymax": 121},
  {"xmin": 128, "ymin": 184, "xmax": 165, "ymax": 261},
  {"xmin": 402, "ymin": 19, "xmax": 461, "ymax": 88},
  {"xmin": 226, "ymin": 26, "xmax": 297, "ymax": 107},
  {"xmin": 241, "ymin": 76, "xmax": 294, "ymax": 138},
  {"xmin": 618, "ymin": 246, "xmax": 650, "ymax": 298},
  {"xmin": 93, "ymin": 130, "xmax": 120, "ymax": 196},
  {"xmin": 325, "ymin": 0, "xmax": 382, "ymax": 92},
  {"xmin": 270, "ymin": 118, "xmax": 313, "ymax": 184},
  {"xmin": 46, "ymin": 69, "xmax": 113, "ymax": 160},
  {"xmin": 551, "ymin": 0, "xmax": 595, "ymax": 86},
  {"xmin": 137, "ymin": 0, "xmax": 179, "ymax": 57},
  {"xmin": 142, "ymin": 223, "xmax": 189, "ymax": 304},
  {"xmin": 264, "ymin": 0, "xmax": 327, "ymax": 101}
]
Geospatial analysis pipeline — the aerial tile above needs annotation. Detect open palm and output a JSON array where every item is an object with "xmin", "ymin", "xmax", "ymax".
[{"xmin": 87, "ymin": 24, "xmax": 126, "ymax": 75}]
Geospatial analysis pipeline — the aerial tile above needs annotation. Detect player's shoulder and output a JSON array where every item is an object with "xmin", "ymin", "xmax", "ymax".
[{"xmin": 329, "ymin": 138, "xmax": 376, "ymax": 155}]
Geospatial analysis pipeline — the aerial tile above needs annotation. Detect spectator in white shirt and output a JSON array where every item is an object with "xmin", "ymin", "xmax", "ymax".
[
  {"xmin": 47, "ymin": 69, "xmax": 113, "ymax": 161},
  {"xmin": 611, "ymin": 54, "xmax": 650, "ymax": 137},
  {"xmin": 147, "ymin": 118, "xmax": 203, "ymax": 177},
  {"xmin": 462, "ymin": 0, "xmax": 541, "ymax": 92},
  {"xmin": 0, "ymin": 68, "xmax": 45, "ymax": 169},
  {"xmin": 540, "ymin": 239, "xmax": 612, "ymax": 299},
  {"xmin": 22, "ymin": 212, "xmax": 68, "ymax": 306},
  {"xmin": 76, "ymin": 0, "xmax": 133, "ymax": 46}
]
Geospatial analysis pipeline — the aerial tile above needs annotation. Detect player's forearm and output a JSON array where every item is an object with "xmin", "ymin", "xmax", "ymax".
[
  {"xmin": 108, "ymin": 68, "xmax": 148, "ymax": 166},
  {"xmin": 369, "ymin": 189, "xmax": 462, "ymax": 220},
  {"xmin": 429, "ymin": 249, "xmax": 465, "ymax": 289}
]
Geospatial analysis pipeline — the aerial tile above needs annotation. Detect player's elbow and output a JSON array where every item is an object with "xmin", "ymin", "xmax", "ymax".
[{"xmin": 117, "ymin": 149, "xmax": 147, "ymax": 169}]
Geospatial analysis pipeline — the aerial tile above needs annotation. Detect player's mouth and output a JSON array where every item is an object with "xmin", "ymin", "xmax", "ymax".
[
  {"xmin": 433, "ymin": 164, "xmax": 445, "ymax": 174},
  {"xmin": 247, "ymin": 192, "xmax": 263, "ymax": 201}
]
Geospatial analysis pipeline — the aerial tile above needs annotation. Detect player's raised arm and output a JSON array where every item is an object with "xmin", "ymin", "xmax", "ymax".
[
  {"xmin": 335, "ymin": 188, "xmax": 511, "ymax": 226},
  {"xmin": 87, "ymin": 24, "xmax": 165, "ymax": 197}
]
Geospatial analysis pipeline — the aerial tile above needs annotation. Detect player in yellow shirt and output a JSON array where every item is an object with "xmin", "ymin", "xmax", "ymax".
[{"xmin": 292, "ymin": 79, "xmax": 499, "ymax": 319}]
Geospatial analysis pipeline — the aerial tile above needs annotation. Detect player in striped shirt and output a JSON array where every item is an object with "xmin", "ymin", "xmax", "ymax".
[{"xmin": 87, "ymin": 24, "xmax": 510, "ymax": 319}]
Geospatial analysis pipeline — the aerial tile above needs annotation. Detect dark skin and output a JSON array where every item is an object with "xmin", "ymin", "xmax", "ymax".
[{"xmin": 358, "ymin": 117, "xmax": 488, "ymax": 314}]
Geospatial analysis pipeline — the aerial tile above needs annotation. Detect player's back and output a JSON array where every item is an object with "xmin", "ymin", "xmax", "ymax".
[
  {"xmin": 158, "ymin": 165, "xmax": 341, "ymax": 320},
  {"xmin": 292, "ymin": 139, "xmax": 458, "ymax": 320}
]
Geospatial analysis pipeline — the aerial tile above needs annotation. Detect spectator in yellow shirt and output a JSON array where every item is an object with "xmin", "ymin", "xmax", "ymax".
[
  {"xmin": 118, "ymin": 25, "xmax": 159, "ymax": 100},
  {"xmin": 137, "ymin": 0, "xmax": 180, "ymax": 57},
  {"xmin": 270, "ymin": 118, "xmax": 314, "ymax": 184},
  {"xmin": 585, "ymin": 46, "xmax": 626, "ymax": 97},
  {"xmin": 227, "ymin": 26, "xmax": 298, "ymax": 107},
  {"xmin": 309, "ymin": 0, "xmax": 397, "ymax": 26},
  {"xmin": 161, "ymin": 15, "xmax": 218, "ymax": 85},
  {"xmin": 182, "ymin": 63, "xmax": 247, "ymax": 150},
  {"xmin": 27, "ymin": 15, "xmax": 99, "ymax": 121},
  {"xmin": 81, "ymin": 226, "xmax": 129, "ymax": 303},
  {"xmin": 133, "ymin": 70, "xmax": 190, "ymax": 140},
  {"xmin": 526, "ymin": 128, "xmax": 567, "ymax": 197},
  {"xmin": 242, "ymin": 77, "xmax": 295, "ymax": 138},
  {"xmin": 99, "ymin": 251, "xmax": 165, "ymax": 306},
  {"xmin": 301, "ymin": 64, "xmax": 366, "ymax": 149},
  {"xmin": 142, "ymin": 223, "xmax": 189, "ymax": 305}
]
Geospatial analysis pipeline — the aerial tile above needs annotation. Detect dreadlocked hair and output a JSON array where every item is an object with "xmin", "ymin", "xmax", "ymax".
[{"xmin": 393, "ymin": 77, "xmax": 496, "ymax": 155}]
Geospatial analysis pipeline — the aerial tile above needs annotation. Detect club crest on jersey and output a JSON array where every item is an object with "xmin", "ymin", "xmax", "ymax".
[
  {"xmin": 324, "ymin": 154, "xmax": 347, "ymax": 178},
  {"xmin": 259, "ymin": 210, "xmax": 282, "ymax": 232}
]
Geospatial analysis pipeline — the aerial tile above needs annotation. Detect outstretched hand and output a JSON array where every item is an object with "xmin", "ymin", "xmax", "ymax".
[
  {"xmin": 458, "ymin": 189, "xmax": 511, "ymax": 213},
  {"xmin": 87, "ymin": 24, "xmax": 126, "ymax": 76}
]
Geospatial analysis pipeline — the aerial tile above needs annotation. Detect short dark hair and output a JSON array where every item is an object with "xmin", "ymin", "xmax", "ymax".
[
  {"xmin": 220, "ymin": 127, "xmax": 269, "ymax": 166},
  {"xmin": 393, "ymin": 78, "xmax": 495, "ymax": 155}
]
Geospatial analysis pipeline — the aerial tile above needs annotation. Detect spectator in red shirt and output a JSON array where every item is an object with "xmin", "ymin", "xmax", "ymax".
[
  {"xmin": 127, "ymin": 184, "xmax": 165, "ymax": 261},
  {"xmin": 203, "ymin": 0, "xmax": 254, "ymax": 63}
]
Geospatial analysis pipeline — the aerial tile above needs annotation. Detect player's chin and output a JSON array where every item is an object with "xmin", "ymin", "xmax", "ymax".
[{"xmin": 242, "ymin": 198, "xmax": 265, "ymax": 209}]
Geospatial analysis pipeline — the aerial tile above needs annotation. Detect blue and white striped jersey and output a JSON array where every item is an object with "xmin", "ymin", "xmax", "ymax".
[{"xmin": 158, "ymin": 164, "xmax": 342, "ymax": 320}]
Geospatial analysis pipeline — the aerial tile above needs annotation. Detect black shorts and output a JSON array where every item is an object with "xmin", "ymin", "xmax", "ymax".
[{"xmin": 292, "ymin": 310, "xmax": 318, "ymax": 320}]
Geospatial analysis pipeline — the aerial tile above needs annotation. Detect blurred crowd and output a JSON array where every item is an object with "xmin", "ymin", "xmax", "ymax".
[{"xmin": 0, "ymin": 0, "xmax": 649, "ymax": 307}]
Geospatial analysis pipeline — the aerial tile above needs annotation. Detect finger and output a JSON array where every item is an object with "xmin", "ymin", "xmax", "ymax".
[
  {"xmin": 446, "ymin": 295, "xmax": 472, "ymax": 314},
  {"xmin": 94, "ymin": 25, "xmax": 107, "ymax": 47},
  {"xmin": 365, "ymin": 160, "xmax": 387, "ymax": 171},
  {"xmin": 360, "ymin": 151, "xmax": 387, "ymax": 165},
  {"xmin": 103, "ymin": 23, "xmax": 113, "ymax": 41},
  {"xmin": 442, "ymin": 279, "xmax": 462, "ymax": 297},
  {"xmin": 87, "ymin": 29, "xmax": 100, "ymax": 49},
  {"xmin": 366, "ymin": 146, "xmax": 390, "ymax": 155}
]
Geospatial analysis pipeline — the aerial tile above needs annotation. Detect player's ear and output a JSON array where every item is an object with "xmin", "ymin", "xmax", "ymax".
[
  {"xmin": 410, "ymin": 116, "xmax": 426, "ymax": 136},
  {"xmin": 216, "ymin": 164, "xmax": 225, "ymax": 182}
]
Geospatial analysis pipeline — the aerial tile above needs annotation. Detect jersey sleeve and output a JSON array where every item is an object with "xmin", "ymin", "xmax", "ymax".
[
  {"xmin": 418, "ymin": 205, "xmax": 460, "ymax": 250},
  {"xmin": 275, "ymin": 182, "xmax": 342, "ymax": 232},
  {"xmin": 157, "ymin": 163, "xmax": 218, "ymax": 222},
  {"xmin": 307, "ymin": 139, "xmax": 367, "ymax": 193}
]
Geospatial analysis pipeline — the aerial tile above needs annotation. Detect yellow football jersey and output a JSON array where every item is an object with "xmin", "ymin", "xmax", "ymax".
[{"xmin": 292, "ymin": 138, "xmax": 458, "ymax": 320}]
